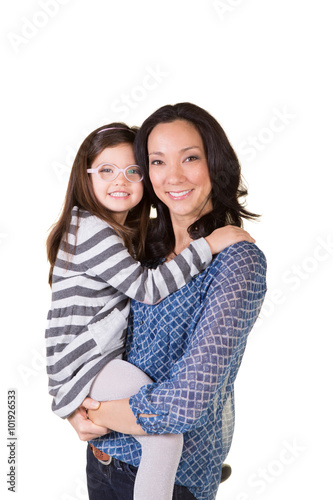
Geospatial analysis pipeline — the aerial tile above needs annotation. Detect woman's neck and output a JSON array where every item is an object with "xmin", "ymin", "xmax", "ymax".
[{"xmin": 170, "ymin": 219, "xmax": 193, "ymax": 256}]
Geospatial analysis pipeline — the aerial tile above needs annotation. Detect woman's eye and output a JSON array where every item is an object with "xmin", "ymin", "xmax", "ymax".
[
  {"xmin": 185, "ymin": 155, "xmax": 198, "ymax": 162},
  {"xmin": 151, "ymin": 159, "xmax": 164, "ymax": 166}
]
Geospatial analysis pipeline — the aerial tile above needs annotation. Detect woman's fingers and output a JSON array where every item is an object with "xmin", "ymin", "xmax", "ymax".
[{"xmin": 67, "ymin": 403, "xmax": 109, "ymax": 441}]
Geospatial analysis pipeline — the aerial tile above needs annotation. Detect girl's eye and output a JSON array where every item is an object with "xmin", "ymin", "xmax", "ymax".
[{"xmin": 100, "ymin": 167, "xmax": 113, "ymax": 173}]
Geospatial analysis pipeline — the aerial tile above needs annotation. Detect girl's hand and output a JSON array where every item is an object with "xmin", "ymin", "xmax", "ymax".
[
  {"xmin": 205, "ymin": 225, "xmax": 255, "ymax": 255},
  {"xmin": 67, "ymin": 397, "xmax": 109, "ymax": 441}
]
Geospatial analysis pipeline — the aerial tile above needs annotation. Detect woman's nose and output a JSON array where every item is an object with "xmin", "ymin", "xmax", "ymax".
[{"xmin": 166, "ymin": 162, "xmax": 186, "ymax": 183}]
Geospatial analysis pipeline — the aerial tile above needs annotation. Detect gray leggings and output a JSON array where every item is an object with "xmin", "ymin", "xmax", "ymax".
[{"xmin": 89, "ymin": 359, "xmax": 183, "ymax": 500}]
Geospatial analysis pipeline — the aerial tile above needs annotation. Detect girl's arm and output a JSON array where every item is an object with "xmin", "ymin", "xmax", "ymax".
[{"xmin": 72, "ymin": 214, "xmax": 254, "ymax": 305}]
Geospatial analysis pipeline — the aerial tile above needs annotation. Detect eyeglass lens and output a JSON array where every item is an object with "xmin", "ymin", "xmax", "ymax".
[{"xmin": 98, "ymin": 164, "xmax": 143, "ymax": 182}]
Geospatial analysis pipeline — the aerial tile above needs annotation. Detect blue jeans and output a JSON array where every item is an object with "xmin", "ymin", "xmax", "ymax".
[{"xmin": 86, "ymin": 445, "xmax": 196, "ymax": 499}]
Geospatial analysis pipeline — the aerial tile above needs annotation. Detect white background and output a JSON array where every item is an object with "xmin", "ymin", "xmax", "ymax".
[{"xmin": 1, "ymin": 1, "xmax": 332, "ymax": 499}]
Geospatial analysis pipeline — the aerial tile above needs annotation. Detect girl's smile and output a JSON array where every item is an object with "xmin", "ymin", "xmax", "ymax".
[{"xmin": 108, "ymin": 190, "xmax": 131, "ymax": 198}]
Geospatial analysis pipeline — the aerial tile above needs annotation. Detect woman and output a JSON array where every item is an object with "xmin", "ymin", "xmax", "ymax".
[{"xmin": 68, "ymin": 103, "xmax": 267, "ymax": 500}]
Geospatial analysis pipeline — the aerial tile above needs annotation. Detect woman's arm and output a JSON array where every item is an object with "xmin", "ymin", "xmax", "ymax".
[
  {"xmin": 85, "ymin": 243, "xmax": 267, "ymax": 436},
  {"xmin": 68, "ymin": 396, "xmax": 154, "ymax": 440},
  {"xmin": 130, "ymin": 243, "xmax": 267, "ymax": 435},
  {"xmin": 87, "ymin": 398, "xmax": 147, "ymax": 435},
  {"xmin": 132, "ymin": 244, "xmax": 266, "ymax": 435}
]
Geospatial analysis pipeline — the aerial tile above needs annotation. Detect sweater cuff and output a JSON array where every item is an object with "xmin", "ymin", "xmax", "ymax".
[
  {"xmin": 87, "ymin": 303, "xmax": 130, "ymax": 354},
  {"xmin": 189, "ymin": 237, "xmax": 212, "ymax": 266}
]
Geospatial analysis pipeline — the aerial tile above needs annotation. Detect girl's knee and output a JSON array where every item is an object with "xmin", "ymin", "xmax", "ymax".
[{"xmin": 90, "ymin": 359, "xmax": 153, "ymax": 400}]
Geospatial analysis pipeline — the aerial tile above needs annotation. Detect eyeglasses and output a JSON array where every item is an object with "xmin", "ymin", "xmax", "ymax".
[{"xmin": 87, "ymin": 163, "xmax": 144, "ymax": 183}]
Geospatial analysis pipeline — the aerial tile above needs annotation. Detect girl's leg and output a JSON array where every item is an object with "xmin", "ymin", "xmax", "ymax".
[
  {"xmin": 90, "ymin": 359, "xmax": 183, "ymax": 500},
  {"xmin": 134, "ymin": 433, "xmax": 183, "ymax": 500}
]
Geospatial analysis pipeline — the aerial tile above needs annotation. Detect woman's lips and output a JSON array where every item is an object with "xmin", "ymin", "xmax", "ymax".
[{"xmin": 167, "ymin": 189, "xmax": 193, "ymax": 200}]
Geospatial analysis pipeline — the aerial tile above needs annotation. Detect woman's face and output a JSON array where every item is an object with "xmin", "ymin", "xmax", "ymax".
[{"xmin": 147, "ymin": 120, "xmax": 212, "ymax": 226}]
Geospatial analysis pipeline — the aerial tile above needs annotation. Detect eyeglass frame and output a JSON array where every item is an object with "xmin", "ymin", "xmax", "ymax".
[{"xmin": 87, "ymin": 163, "xmax": 144, "ymax": 183}]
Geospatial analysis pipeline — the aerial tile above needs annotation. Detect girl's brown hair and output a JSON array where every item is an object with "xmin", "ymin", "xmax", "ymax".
[{"xmin": 47, "ymin": 123, "xmax": 150, "ymax": 285}]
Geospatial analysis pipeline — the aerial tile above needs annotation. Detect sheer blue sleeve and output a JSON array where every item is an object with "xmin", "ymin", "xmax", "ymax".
[{"xmin": 129, "ymin": 242, "xmax": 267, "ymax": 434}]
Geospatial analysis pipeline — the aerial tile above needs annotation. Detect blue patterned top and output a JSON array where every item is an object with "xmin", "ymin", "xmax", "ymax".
[{"xmin": 92, "ymin": 242, "xmax": 267, "ymax": 500}]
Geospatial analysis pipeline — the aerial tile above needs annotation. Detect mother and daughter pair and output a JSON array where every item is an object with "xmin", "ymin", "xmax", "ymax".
[{"xmin": 46, "ymin": 102, "xmax": 267, "ymax": 500}]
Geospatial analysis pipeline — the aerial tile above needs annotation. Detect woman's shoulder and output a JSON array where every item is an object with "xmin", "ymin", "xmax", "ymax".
[
  {"xmin": 213, "ymin": 241, "xmax": 267, "ymax": 276},
  {"xmin": 227, "ymin": 241, "xmax": 266, "ymax": 264}
]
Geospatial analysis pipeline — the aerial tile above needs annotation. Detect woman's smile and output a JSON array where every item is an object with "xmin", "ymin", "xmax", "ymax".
[{"xmin": 166, "ymin": 188, "xmax": 194, "ymax": 200}]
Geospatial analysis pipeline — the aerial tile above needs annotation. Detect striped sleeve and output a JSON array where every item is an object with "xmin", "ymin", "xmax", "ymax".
[{"xmin": 67, "ymin": 214, "xmax": 213, "ymax": 304}]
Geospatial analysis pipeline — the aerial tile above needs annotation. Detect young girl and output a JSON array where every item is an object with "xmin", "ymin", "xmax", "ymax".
[{"xmin": 45, "ymin": 123, "xmax": 255, "ymax": 500}]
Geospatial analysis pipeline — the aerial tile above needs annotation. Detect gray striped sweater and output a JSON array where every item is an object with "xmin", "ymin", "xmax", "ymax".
[{"xmin": 45, "ymin": 207, "xmax": 212, "ymax": 418}]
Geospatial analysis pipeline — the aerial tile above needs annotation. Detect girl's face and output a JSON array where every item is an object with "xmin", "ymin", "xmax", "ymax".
[
  {"xmin": 90, "ymin": 143, "xmax": 143, "ymax": 224},
  {"xmin": 148, "ymin": 120, "xmax": 212, "ymax": 226}
]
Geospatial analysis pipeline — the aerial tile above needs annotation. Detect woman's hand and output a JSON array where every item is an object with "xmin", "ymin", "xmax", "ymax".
[
  {"xmin": 87, "ymin": 398, "xmax": 148, "ymax": 436},
  {"xmin": 67, "ymin": 397, "xmax": 110, "ymax": 441},
  {"xmin": 205, "ymin": 225, "xmax": 255, "ymax": 255}
]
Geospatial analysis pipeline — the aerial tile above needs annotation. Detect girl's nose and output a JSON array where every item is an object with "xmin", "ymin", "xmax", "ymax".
[{"xmin": 113, "ymin": 172, "xmax": 128, "ymax": 184}]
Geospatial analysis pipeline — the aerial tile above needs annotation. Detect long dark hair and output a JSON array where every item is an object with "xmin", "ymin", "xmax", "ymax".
[
  {"xmin": 134, "ymin": 102, "xmax": 259, "ymax": 259},
  {"xmin": 47, "ymin": 123, "xmax": 150, "ymax": 285}
]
